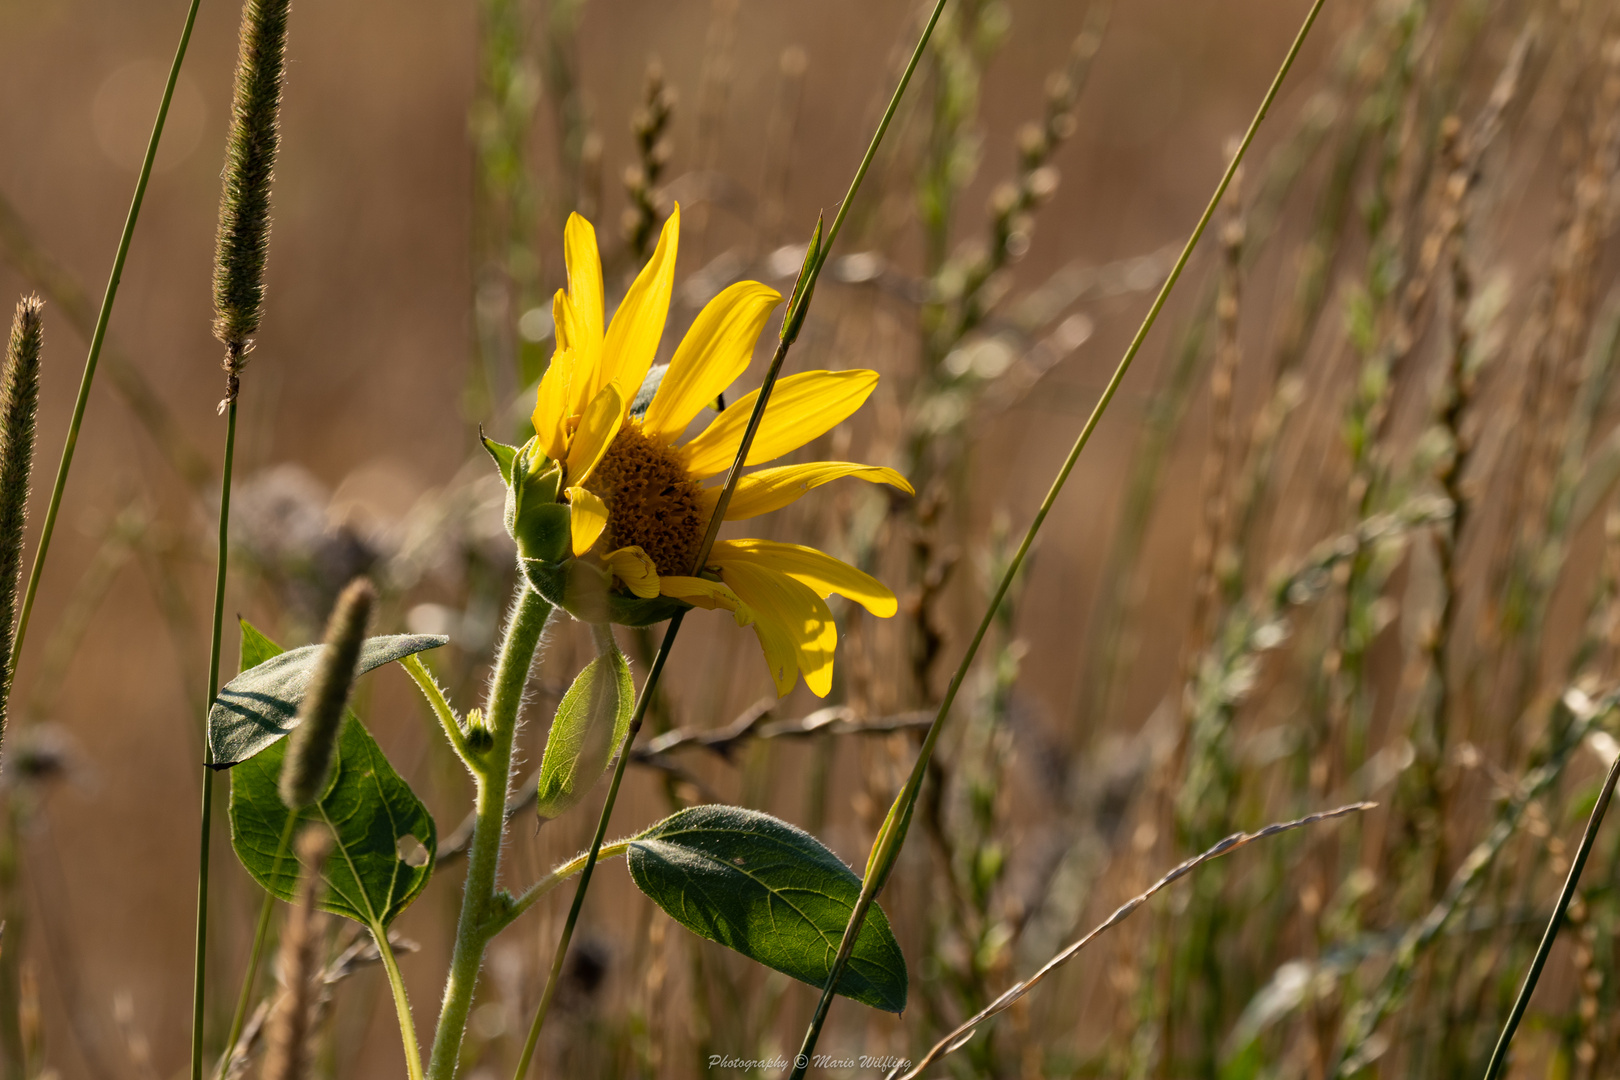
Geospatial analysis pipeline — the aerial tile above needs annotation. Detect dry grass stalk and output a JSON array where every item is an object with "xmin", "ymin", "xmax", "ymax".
[
  {"xmin": 623, "ymin": 59, "xmax": 675, "ymax": 263},
  {"xmin": 260, "ymin": 827, "xmax": 331, "ymax": 1080}
]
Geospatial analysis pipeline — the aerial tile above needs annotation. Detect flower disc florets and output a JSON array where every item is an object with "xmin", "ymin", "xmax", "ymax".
[{"xmin": 584, "ymin": 423, "xmax": 705, "ymax": 578}]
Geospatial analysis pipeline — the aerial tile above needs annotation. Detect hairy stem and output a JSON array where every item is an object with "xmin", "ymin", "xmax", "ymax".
[
  {"xmin": 377, "ymin": 925, "xmax": 425, "ymax": 1080},
  {"xmin": 426, "ymin": 584, "xmax": 550, "ymax": 1080}
]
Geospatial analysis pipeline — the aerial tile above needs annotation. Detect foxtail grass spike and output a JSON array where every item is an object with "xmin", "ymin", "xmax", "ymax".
[
  {"xmin": 260, "ymin": 826, "xmax": 330, "ymax": 1080},
  {"xmin": 281, "ymin": 578, "xmax": 374, "ymax": 809},
  {"xmin": 0, "ymin": 296, "xmax": 42, "ymax": 756},
  {"xmin": 213, "ymin": 0, "xmax": 292, "ymax": 403}
]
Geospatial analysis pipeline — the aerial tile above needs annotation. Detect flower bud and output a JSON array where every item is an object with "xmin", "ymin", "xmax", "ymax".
[{"xmin": 484, "ymin": 433, "xmax": 570, "ymax": 565}]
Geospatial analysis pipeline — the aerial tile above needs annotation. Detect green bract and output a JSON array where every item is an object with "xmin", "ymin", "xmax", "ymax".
[{"xmin": 483, "ymin": 431, "xmax": 692, "ymax": 626}]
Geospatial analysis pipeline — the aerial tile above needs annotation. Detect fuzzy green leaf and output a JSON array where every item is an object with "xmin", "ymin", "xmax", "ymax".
[
  {"xmin": 628, "ymin": 805, "xmax": 908, "ymax": 1013},
  {"xmin": 229, "ymin": 716, "xmax": 437, "ymax": 928},
  {"xmin": 208, "ymin": 630, "xmax": 448, "ymax": 768},
  {"xmin": 535, "ymin": 645, "xmax": 633, "ymax": 819}
]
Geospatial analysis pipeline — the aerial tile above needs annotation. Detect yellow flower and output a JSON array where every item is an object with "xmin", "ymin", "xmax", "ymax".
[{"xmin": 528, "ymin": 206, "xmax": 911, "ymax": 698}]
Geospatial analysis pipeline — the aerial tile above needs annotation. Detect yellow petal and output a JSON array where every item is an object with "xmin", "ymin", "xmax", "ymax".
[
  {"xmin": 599, "ymin": 205, "xmax": 680, "ymax": 408},
  {"xmin": 712, "ymin": 539, "xmax": 897, "ymax": 618},
  {"xmin": 604, "ymin": 546, "xmax": 660, "ymax": 598},
  {"xmin": 567, "ymin": 486, "xmax": 609, "ymax": 556},
  {"xmin": 564, "ymin": 213, "xmax": 605, "ymax": 373},
  {"xmin": 565, "ymin": 384, "xmax": 625, "ymax": 488},
  {"xmin": 532, "ymin": 344, "xmax": 575, "ymax": 461},
  {"xmin": 680, "ymin": 369, "xmax": 881, "ymax": 479},
  {"xmin": 659, "ymin": 575, "xmax": 753, "ymax": 626},
  {"xmin": 641, "ymin": 280, "xmax": 782, "ymax": 443},
  {"xmin": 720, "ymin": 560, "xmax": 837, "ymax": 698},
  {"xmin": 700, "ymin": 461, "xmax": 913, "ymax": 521}
]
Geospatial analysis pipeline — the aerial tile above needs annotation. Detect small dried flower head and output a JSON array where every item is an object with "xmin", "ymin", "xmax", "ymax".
[
  {"xmin": 0, "ymin": 296, "xmax": 43, "ymax": 746},
  {"xmin": 280, "ymin": 577, "xmax": 374, "ymax": 808},
  {"xmin": 213, "ymin": 0, "xmax": 292, "ymax": 384}
]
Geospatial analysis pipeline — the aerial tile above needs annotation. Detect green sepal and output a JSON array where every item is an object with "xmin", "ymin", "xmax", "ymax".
[
  {"xmin": 503, "ymin": 438, "xmax": 567, "ymax": 565},
  {"xmin": 480, "ymin": 427, "xmax": 519, "ymax": 485},
  {"xmin": 534, "ymin": 643, "xmax": 634, "ymax": 819}
]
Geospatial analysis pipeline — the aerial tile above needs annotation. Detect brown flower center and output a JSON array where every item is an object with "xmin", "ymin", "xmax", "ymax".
[{"xmin": 583, "ymin": 421, "xmax": 707, "ymax": 577}]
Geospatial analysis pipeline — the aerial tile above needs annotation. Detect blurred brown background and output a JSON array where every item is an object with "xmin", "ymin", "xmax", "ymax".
[{"xmin": 5, "ymin": 0, "xmax": 1609, "ymax": 1077}]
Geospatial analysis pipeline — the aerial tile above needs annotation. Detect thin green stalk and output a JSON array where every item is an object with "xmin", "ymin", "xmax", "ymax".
[
  {"xmin": 192, "ymin": 397, "xmax": 236, "ymax": 1080},
  {"xmin": 8, "ymin": 0, "xmax": 205, "ymax": 686},
  {"xmin": 1481, "ymin": 749, "xmax": 1620, "ymax": 1080},
  {"xmin": 511, "ymin": 3, "xmax": 953, "ymax": 1073},
  {"xmin": 425, "ymin": 585, "xmax": 551, "ymax": 1080},
  {"xmin": 218, "ymin": 810, "xmax": 297, "ymax": 1077},
  {"xmin": 790, "ymin": 2, "xmax": 1329, "ymax": 1071},
  {"xmin": 487, "ymin": 839, "xmax": 632, "ymax": 938},
  {"xmin": 377, "ymin": 928, "xmax": 426, "ymax": 1080},
  {"xmin": 403, "ymin": 653, "xmax": 474, "ymax": 764}
]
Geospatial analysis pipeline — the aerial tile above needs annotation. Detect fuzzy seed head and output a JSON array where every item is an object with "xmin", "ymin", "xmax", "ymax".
[
  {"xmin": 280, "ymin": 577, "xmax": 374, "ymax": 809},
  {"xmin": 0, "ymin": 296, "xmax": 43, "ymax": 741},
  {"xmin": 213, "ymin": 0, "xmax": 292, "ymax": 366}
]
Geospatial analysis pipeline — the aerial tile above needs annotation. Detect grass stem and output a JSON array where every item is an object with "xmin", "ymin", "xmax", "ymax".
[
  {"xmin": 9, "ymin": 0, "xmax": 204, "ymax": 688},
  {"xmin": 1480, "ymin": 747, "xmax": 1620, "ymax": 1080},
  {"xmin": 191, "ymin": 396, "xmax": 237, "ymax": 1080},
  {"xmin": 788, "ymin": 1, "xmax": 1329, "ymax": 1071}
]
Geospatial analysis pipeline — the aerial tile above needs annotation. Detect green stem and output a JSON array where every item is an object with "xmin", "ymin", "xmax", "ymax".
[
  {"xmin": 402, "ymin": 653, "xmax": 474, "ymax": 767},
  {"xmin": 486, "ymin": 840, "xmax": 632, "ymax": 939},
  {"xmin": 217, "ymin": 809, "xmax": 297, "ymax": 1077},
  {"xmin": 425, "ymin": 585, "xmax": 551, "ymax": 1080},
  {"xmin": 9, "ymin": 0, "xmax": 205, "ymax": 689},
  {"xmin": 511, "ymin": 613, "xmax": 682, "ymax": 1080},
  {"xmin": 1480, "ymin": 748, "xmax": 1620, "ymax": 1080},
  {"xmin": 191, "ymin": 396, "xmax": 236, "ymax": 1080},
  {"xmin": 375, "ymin": 924, "xmax": 426, "ymax": 1080},
  {"xmin": 789, "ymin": 1, "xmax": 1329, "ymax": 1072}
]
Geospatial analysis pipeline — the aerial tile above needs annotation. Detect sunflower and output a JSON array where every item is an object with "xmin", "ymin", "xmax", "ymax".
[{"xmin": 517, "ymin": 205, "xmax": 911, "ymax": 698}]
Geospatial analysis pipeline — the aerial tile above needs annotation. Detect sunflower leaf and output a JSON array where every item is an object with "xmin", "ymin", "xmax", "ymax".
[
  {"xmin": 535, "ymin": 643, "xmax": 634, "ymax": 819},
  {"xmin": 627, "ymin": 804, "xmax": 908, "ymax": 1013},
  {"xmin": 228, "ymin": 714, "xmax": 437, "ymax": 928},
  {"xmin": 208, "ymin": 628, "xmax": 448, "ymax": 768}
]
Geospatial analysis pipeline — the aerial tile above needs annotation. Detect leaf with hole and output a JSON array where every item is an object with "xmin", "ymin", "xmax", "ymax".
[
  {"xmin": 627, "ymin": 805, "xmax": 907, "ymax": 1013},
  {"xmin": 225, "ymin": 624, "xmax": 437, "ymax": 929},
  {"xmin": 208, "ymin": 629, "xmax": 448, "ymax": 768},
  {"xmin": 535, "ymin": 643, "xmax": 633, "ymax": 820}
]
